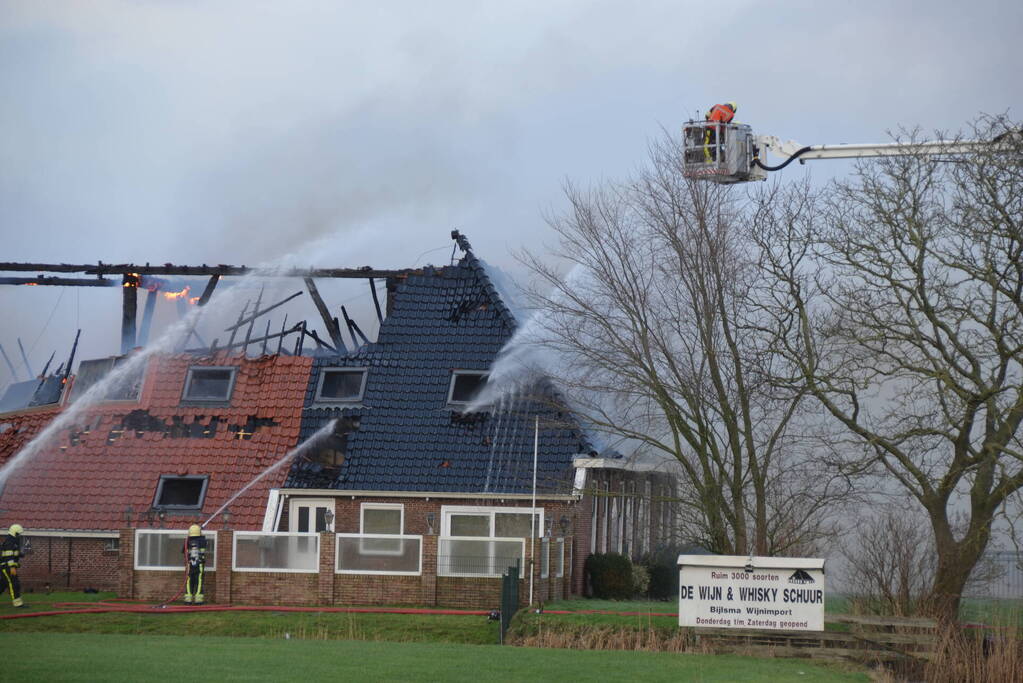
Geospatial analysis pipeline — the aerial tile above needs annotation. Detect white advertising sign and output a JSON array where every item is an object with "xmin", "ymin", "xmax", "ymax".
[{"xmin": 678, "ymin": 555, "xmax": 825, "ymax": 631}]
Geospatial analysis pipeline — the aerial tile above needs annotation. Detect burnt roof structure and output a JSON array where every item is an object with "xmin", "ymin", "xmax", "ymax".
[
  {"xmin": 0, "ymin": 231, "xmax": 605, "ymax": 534},
  {"xmin": 286, "ymin": 234, "xmax": 597, "ymax": 495}
]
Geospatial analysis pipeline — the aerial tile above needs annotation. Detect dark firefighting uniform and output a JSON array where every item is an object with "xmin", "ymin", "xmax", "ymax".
[
  {"xmin": 704, "ymin": 103, "xmax": 737, "ymax": 161},
  {"xmin": 184, "ymin": 535, "xmax": 207, "ymax": 603},
  {"xmin": 1, "ymin": 533, "xmax": 24, "ymax": 607}
]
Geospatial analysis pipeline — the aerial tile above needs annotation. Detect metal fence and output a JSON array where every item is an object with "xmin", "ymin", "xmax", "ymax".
[
  {"xmin": 437, "ymin": 537, "xmax": 525, "ymax": 577},
  {"xmin": 965, "ymin": 551, "xmax": 1023, "ymax": 599}
]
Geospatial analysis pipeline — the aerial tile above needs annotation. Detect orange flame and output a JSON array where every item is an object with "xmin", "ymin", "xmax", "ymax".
[
  {"xmin": 163, "ymin": 286, "xmax": 192, "ymax": 301},
  {"xmin": 123, "ymin": 272, "xmax": 141, "ymax": 287},
  {"xmin": 189, "ymin": 296, "xmax": 200, "ymax": 305}
]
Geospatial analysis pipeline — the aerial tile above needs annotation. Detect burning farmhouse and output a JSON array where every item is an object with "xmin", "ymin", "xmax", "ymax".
[{"xmin": 0, "ymin": 232, "xmax": 677, "ymax": 608}]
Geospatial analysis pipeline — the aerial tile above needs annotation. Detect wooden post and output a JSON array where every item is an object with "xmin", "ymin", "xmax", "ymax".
[
  {"xmin": 303, "ymin": 278, "xmax": 346, "ymax": 353},
  {"xmin": 196, "ymin": 274, "xmax": 220, "ymax": 306},
  {"xmin": 137, "ymin": 288, "xmax": 159, "ymax": 347},
  {"xmin": 120, "ymin": 275, "xmax": 138, "ymax": 354},
  {"xmin": 369, "ymin": 277, "xmax": 383, "ymax": 324}
]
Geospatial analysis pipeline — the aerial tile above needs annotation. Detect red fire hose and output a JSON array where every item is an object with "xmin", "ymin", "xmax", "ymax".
[{"xmin": 0, "ymin": 603, "xmax": 492, "ymax": 620}]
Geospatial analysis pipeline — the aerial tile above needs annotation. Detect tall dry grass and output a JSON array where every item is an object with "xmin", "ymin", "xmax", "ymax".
[
  {"xmin": 922, "ymin": 626, "xmax": 1023, "ymax": 683},
  {"xmin": 509, "ymin": 622, "xmax": 700, "ymax": 653}
]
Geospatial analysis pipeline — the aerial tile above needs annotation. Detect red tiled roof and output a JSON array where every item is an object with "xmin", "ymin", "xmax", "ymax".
[{"xmin": 0, "ymin": 353, "xmax": 312, "ymax": 533}]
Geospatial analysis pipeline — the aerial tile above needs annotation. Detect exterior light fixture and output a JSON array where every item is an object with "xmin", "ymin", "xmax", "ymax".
[
  {"xmin": 123, "ymin": 506, "xmax": 133, "ymax": 526},
  {"xmin": 323, "ymin": 509, "xmax": 335, "ymax": 532},
  {"xmin": 426, "ymin": 512, "xmax": 436, "ymax": 535},
  {"xmin": 744, "ymin": 556, "xmax": 754, "ymax": 574},
  {"xmin": 544, "ymin": 519, "xmax": 554, "ymax": 537},
  {"xmin": 222, "ymin": 507, "xmax": 232, "ymax": 530},
  {"xmin": 559, "ymin": 515, "xmax": 571, "ymax": 535}
]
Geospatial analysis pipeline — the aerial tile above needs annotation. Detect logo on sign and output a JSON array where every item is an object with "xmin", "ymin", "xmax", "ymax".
[{"xmin": 788, "ymin": 569, "xmax": 815, "ymax": 584}]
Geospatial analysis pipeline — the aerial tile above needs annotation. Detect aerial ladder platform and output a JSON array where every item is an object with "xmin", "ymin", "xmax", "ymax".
[{"xmin": 681, "ymin": 120, "xmax": 1019, "ymax": 184}]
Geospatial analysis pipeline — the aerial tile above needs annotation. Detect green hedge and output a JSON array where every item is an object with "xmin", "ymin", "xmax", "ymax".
[{"xmin": 585, "ymin": 553, "xmax": 634, "ymax": 600}]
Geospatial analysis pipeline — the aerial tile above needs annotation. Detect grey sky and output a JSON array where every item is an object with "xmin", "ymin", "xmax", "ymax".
[{"xmin": 1, "ymin": 0, "xmax": 1021, "ymax": 374}]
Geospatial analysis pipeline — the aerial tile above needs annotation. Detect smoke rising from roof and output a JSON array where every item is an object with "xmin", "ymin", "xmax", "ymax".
[{"xmin": 2, "ymin": 0, "xmax": 1019, "ymax": 380}]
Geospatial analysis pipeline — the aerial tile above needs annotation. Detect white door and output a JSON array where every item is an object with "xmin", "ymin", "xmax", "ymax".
[{"xmin": 289, "ymin": 498, "xmax": 335, "ymax": 533}]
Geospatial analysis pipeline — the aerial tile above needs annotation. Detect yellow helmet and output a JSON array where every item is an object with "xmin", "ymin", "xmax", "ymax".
[
  {"xmin": 188, "ymin": 524, "xmax": 202, "ymax": 537},
  {"xmin": 9, "ymin": 524, "xmax": 23, "ymax": 536},
  {"xmin": 727, "ymin": 102, "xmax": 738, "ymax": 113}
]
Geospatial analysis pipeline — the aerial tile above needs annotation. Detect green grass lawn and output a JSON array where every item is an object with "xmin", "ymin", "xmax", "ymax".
[
  {"xmin": 0, "ymin": 632, "xmax": 869, "ymax": 682},
  {"xmin": 0, "ymin": 592, "xmax": 500, "ymax": 644}
]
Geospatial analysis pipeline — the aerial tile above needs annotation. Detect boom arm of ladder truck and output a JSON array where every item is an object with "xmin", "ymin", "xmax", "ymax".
[{"xmin": 754, "ymin": 134, "xmax": 1004, "ymax": 166}]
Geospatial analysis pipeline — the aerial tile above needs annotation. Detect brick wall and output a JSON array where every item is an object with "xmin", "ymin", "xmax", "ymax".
[
  {"xmin": 334, "ymin": 574, "xmax": 425, "ymax": 606},
  {"xmin": 21, "ymin": 535, "xmax": 119, "ymax": 592},
  {"xmin": 117, "ymin": 494, "xmax": 586, "ymax": 608},
  {"xmin": 230, "ymin": 571, "xmax": 319, "ymax": 606}
]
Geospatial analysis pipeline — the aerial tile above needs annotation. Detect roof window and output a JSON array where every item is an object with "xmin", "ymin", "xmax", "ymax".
[
  {"xmin": 315, "ymin": 368, "xmax": 367, "ymax": 403},
  {"xmin": 70, "ymin": 356, "xmax": 145, "ymax": 404},
  {"xmin": 448, "ymin": 371, "xmax": 488, "ymax": 405},
  {"xmin": 153, "ymin": 475, "xmax": 209, "ymax": 510},
  {"xmin": 182, "ymin": 367, "xmax": 236, "ymax": 402}
]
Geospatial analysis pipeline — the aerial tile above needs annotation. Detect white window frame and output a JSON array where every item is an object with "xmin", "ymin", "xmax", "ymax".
[
  {"xmin": 314, "ymin": 367, "xmax": 368, "ymax": 403},
  {"xmin": 440, "ymin": 505, "xmax": 544, "ymax": 538},
  {"xmin": 231, "ymin": 531, "xmax": 319, "ymax": 573},
  {"xmin": 439, "ymin": 505, "xmax": 540, "ymax": 578},
  {"xmin": 335, "ymin": 533, "xmax": 423, "ymax": 576},
  {"xmin": 134, "ymin": 529, "xmax": 218, "ymax": 571},
  {"xmin": 360, "ymin": 502, "xmax": 404, "ymax": 534},
  {"xmin": 182, "ymin": 366, "xmax": 237, "ymax": 403},
  {"xmin": 359, "ymin": 503, "xmax": 404, "ymax": 556},
  {"xmin": 555, "ymin": 538, "xmax": 565, "ymax": 578},
  {"xmin": 288, "ymin": 497, "xmax": 335, "ymax": 534},
  {"xmin": 446, "ymin": 371, "xmax": 489, "ymax": 406}
]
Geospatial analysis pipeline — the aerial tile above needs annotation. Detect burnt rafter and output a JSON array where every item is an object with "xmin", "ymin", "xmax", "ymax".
[
  {"xmin": 0, "ymin": 262, "xmax": 418, "ymax": 279},
  {"xmin": 0, "ymin": 276, "xmax": 117, "ymax": 287},
  {"xmin": 64, "ymin": 409, "xmax": 281, "ymax": 442},
  {"xmin": 229, "ymin": 416, "xmax": 280, "ymax": 440}
]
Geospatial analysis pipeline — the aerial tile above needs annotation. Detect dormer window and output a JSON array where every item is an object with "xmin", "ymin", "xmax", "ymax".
[
  {"xmin": 153, "ymin": 475, "xmax": 209, "ymax": 510},
  {"xmin": 315, "ymin": 368, "xmax": 367, "ymax": 403},
  {"xmin": 182, "ymin": 367, "xmax": 236, "ymax": 402},
  {"xmin": 448, "ymin": 371, "xmax": 488, "ymax": 405}
]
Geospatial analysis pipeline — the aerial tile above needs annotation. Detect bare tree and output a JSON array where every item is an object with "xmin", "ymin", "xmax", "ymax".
[
  {"xmin": 519, "ymin": 134, "xmax": 845, "ymax": 556},
  {"xmin": 841, "ymin": 505, "xmax": 936, "ymax": 616},
  {"xmin": 753, "ymin": 116, "xmax": 1023, "ymax": 618}
]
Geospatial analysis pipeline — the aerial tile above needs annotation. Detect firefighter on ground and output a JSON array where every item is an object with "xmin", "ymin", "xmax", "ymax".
[
  {"xmin": 1, "ymin": 524, "xmax": 27, "ymax": 608},
  {"xmin": 184, "ymin": 524, "xmax": 207, "ymax": 604},
  {"xmin": 704, "ymin": 102, "xmax": 738, "ymax": 161}
]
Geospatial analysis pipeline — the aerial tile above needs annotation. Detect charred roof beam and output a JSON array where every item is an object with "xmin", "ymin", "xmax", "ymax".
[{"xmin": 0, "ymin": 262, "xmax": 417, "ymax": 278}]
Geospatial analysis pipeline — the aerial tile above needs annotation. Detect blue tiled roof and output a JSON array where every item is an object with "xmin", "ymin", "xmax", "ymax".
[{"xmin": 285, "ymin": 240, "xmax": 594, "ymax": 495}]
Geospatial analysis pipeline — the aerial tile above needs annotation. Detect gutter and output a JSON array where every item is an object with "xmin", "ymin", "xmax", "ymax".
[
  {"xmin": 22, "ymin": 529, "xmax": 120, "ymax": 539},
  {"xmin": 572, "ymin": 456, "xmax": 678, "ymax": 473},
  {"xmin": 278, "ymin": 488, "xmax": 581, "ymax": 502}
]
